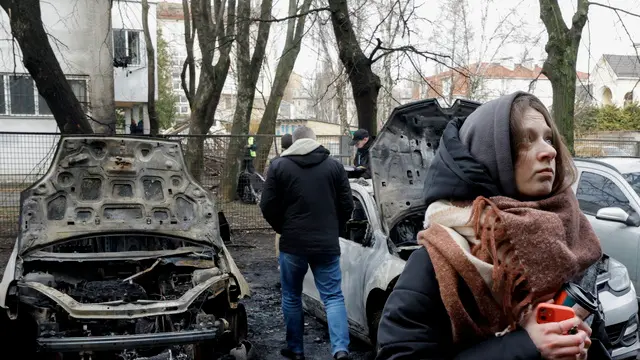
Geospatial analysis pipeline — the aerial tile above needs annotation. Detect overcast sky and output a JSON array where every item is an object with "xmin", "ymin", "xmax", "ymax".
[{"xmin": 162, "ymin": 0, "xmax": 640, "ymax": 75}]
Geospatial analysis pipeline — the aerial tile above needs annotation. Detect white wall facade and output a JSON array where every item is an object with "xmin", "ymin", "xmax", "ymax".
[
  {"xmin": 112, "ymin": 0, "xmax": 158, "ymax": 104},
  {"xmin": 0, "ymin": 0, "xmax": 114, "ymax": 133},
  {"xmin": 590, "ymin": 57, "xmax": 639, "ymax": 107}
]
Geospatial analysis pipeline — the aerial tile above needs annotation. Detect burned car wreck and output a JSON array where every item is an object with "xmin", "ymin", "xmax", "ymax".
[{"xmin": 0, "ymin": 136, "xmax": 250, "ymax": 359}]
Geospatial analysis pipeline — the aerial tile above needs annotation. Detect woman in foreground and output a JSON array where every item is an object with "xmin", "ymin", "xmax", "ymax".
[{"xmin": 376, "ymin": 92, "xmax": 610, "ymax": 359}]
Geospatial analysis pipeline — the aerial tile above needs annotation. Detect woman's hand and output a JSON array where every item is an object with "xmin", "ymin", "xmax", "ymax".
[{"xmin": 521, "ymin": 309, "xmax": 591, "ymax": 360}]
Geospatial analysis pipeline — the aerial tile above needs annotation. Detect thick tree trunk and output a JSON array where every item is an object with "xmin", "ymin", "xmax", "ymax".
[
  {"xmin": 0, "ymin": 0, "xmax": 93, "ymax": 133},
  {"xmin": 221, "ymin": 0, "xmax": 272, "ymax": 200},
  {"xmin": 142, "ymin": 0, "xmax": 158, "ymax": 135},
  {"xmin": 185, "ymin": 0, "xmax": 235, "ymax": 181},
  {"xmin": 328, "ymin": 0, "xmax": 381, "ymax": 135},
  {"xmin": 539, "ymin": 0, "xmax": 589, "ymax": 153},
  {"xmin": 254, "ymin": 0, "xmax": 312, "ymax": 174}
]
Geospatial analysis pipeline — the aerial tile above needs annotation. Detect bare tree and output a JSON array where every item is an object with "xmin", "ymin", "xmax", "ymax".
[
  {"xmin": 181, "ymin": 0, "xmax": 196, "ymax": 107},
  {"xmin": 327, "ymin": 0, "xmax": 381, "ymax": 135},
  {"xmin": 221, "ymin": 0, "xmax": 273, "ymax": 200},
  {"xmin": 539, "ymin": 0, "xmax": 589, "ymax": 152},
  {"xmin": 142, "ymin": 0, "xmax": 158, "ymax": 135},
  {"xmin": 0, "ymin": 0, "xmax": 93, "ymax": 133},
  {"xmin": 185, "ymin": 0, "xmax": 236, "ymax": 181},
  {"xmin": 429, "ymin": 0, "xmax": 531, "ymax": 103},
  {"xmin": 254, "ymin": 0, "xmax": 313, "ymax": 173}
]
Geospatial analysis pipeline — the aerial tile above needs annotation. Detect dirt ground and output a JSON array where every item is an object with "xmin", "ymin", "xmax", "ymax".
[{"xmin": 229, "ymin": 231, "xmax": 374, "ymax": 360}]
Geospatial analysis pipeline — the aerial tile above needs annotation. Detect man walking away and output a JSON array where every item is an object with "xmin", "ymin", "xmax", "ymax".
[
  {"xmin": 350, "ymin": 129, "xmax": 375, "ymax": 179},
  {"xmin": 260, "ymin": 126, "xmax": 354, "ymax": 360}
]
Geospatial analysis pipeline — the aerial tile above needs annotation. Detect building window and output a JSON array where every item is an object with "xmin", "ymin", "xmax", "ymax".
[
  {"xmin": 625, "ymin": 91, "xmax": 634, "ymax": 106},
  {"xmin": 114, "ymin": 29, "xmax": 142, "ymax": 66},
  {"xmin": 10, "ymin": 76, "xmax": 35, "ymax": 114},
  {"xmin": 0, "ymin": 74, "xmax": 89, "ymax": 116}
]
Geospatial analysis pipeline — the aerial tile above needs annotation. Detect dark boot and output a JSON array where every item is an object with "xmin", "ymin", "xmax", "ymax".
[
  {"xmin": 334, "ymin": 351, "xmax": 349, "ymax": 360},
  {"xmin": 281, "ymin": 348, "xmax": 305, "ymax": 360}
]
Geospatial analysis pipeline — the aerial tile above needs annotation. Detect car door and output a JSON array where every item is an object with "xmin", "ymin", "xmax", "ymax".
[
  {"xmin": 302, "ymin": 190, "xmax": 378, "ymax": 332},
  {"xmin": 575, "ymin": 169, "xmax": 640, "ymax": 289}
]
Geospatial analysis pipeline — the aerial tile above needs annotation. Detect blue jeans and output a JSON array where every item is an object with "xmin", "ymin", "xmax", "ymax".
[{"xmin": 279, "ymin": 251, "xmax": 350, "ymax": 356}]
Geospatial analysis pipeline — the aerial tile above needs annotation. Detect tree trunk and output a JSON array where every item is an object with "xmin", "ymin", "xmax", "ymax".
[
  {"xmin": 539, "ymin": 0, "xmax": 589, "ymax": 153},
  {"xmin": 328, "ymin": 0, "xmax": 381, "ymax": 135},
  {"xmin": 185, "ymin": 0, "xmax": 235, "ymax": 181},
  {"xmin": 0, "ymin": 0, "xmax": 93, "ymax": 133},
  {"xmin": 221, "ymin": 0, "xmax": 273, "ymax": 200},
  {"xmin": 142, "ymin": 0, "xmax": 158, "ymax": 135},
  {"xmin": 181, "ymin": 0, "xmax": 196, "ymax": 107},
  {"xmin": 254, "ymin": 0, "xmax": 313, "ymax": 174}
]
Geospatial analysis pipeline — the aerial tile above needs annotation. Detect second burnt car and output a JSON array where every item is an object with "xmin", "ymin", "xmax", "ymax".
[
  {"xmin": 0, "ymin": 136, "xmax": 250, "ymax": 359},
  {"xmin": 301, "ymin": 99, "xmax": 640, "ymax": 360}
]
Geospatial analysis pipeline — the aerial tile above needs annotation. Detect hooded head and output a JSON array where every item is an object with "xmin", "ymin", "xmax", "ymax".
[
  {"xmin": 423, "ymin": 91, "xmax": 575, "ymax": 205},
  {"xmin": 281, "ymin": 126, "xmax": 330, "ymax": 168}
]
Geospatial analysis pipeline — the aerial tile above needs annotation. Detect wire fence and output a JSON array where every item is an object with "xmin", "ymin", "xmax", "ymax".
[
  {"xmin": 1, "ymin": 133, "xmax": 639, "ymax": 238},
  {"xmin": 0, "ymin": 132, "xmax": 354, "ymax": 237}
]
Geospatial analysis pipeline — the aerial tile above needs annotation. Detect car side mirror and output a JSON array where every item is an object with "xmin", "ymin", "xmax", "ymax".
[{"xmin": 596, "ymin": 207, "xmax": 640, "ymax": 227}]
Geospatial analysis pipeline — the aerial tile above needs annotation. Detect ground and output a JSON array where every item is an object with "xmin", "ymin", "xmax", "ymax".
[
  {"xmin": 0, "ymin": 232, "xmax": 373, "ymax": 360},
  {"xmin": 229, "ymin": 231, "xmax": 373, "ymax": 360}
]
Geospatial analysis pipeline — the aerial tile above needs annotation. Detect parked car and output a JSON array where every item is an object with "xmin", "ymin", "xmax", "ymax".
[
  {"xmin": 302, "ymin": 99, "xmax": 640, "ymax": 360},
  {"xmin": 0, "ymin": 136, "xmax": 250, "ymax": 359}
]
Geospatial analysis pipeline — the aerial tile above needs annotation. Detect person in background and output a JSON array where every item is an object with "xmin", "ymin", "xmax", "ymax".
[
  {"xmin": 243, "ymin": 136, "xmax": 257, "ymax": 173},
  {"xmin": 260, "ymin": 126, "xmax": 353, "ymax": 360},
  {"xmin": 130, "ymin": 119, "xmax": 143, "ymax": 134},
  {"xmin": 350, "ymin": 129, "xmax": 375, "ymax": 179},
  {"xmin": 272, "ymin": 133, "xmax": 294, "ymax": 264},
  {"xmin": 376, "ymin": 92, "xmax": 609, "ymax": 359}
]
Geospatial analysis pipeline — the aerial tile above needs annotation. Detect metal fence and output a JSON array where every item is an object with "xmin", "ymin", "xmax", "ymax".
[
  {"xmin": 2, "ymin": 133, "xmax": 639, "ymax": 237},
  {"xmin": 0, "ymin": 132, "xmax": 354, "ymax": 237}
]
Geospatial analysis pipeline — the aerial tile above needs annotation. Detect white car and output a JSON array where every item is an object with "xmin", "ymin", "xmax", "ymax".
[{"xmin": 301, "ymin": 99, "xmax": 640, "ymax": 360}]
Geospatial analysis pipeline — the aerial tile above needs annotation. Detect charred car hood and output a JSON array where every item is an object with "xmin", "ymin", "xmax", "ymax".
[
  {"xmin": 370, "ymin": 99, "xmax": 480, "ymax": 232},
  {"xmin": 18, "ymin": 136, "xmax": 222, "ymax": 254}
]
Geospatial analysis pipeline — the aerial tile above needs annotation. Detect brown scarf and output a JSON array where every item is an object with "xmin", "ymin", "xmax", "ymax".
[{"xmin": 418, "ymin": 188, "xmax": 602, "ymax": 344}]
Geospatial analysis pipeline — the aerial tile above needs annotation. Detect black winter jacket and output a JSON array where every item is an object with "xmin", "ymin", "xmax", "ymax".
[
  {"xmin": 376, "ymin": 116, "xmax": 612, "ymax": 359},
  {"xmin": 260, "ymin": 141, "xmax": 354, "ymax": 255},
  {"xmin": 376, "ymin": 248, "xmax": 612, "ymax": 359},
  {"xmin": 354, "ymin": 136, "xmax": 375, "ymax": 179}
]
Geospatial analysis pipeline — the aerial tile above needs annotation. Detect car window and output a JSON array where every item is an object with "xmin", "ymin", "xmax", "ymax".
[
  {"xmin": 576, "ymin": 171, "xmax": 634, "ymax": 215},
  {"xmin": 622, "ymin": 172, "xmax": 640, "ymax": 199},
  {"xmin": 346, "ymin": 196, "xmax": 371, "ymax": 246}
]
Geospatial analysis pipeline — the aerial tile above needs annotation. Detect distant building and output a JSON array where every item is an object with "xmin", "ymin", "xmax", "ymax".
[
  {"xmin": 590, "ymin": 54, "xmax": 640, "ymax": 107},
  {"xmin": 424, "ymin": 62, "xmax": 589, "ymax": 109}
]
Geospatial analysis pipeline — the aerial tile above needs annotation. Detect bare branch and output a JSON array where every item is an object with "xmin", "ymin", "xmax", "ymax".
[
  {"xmin": 247, "ymin": 7, "xmax": 329, "ymax": 23},
  {"xmin": 588, "ymin": 2, "xmax": 640, "ymax": 18}
]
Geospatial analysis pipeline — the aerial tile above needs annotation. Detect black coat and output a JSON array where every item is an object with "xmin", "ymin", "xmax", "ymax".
[
  {"xmin": 377, "ymin": 116, "xmax": 612, "ymax": 359},
  {"xmin": 260, "ymin": 145, "xmax": 354, "ymax": 255},
  {"xmin": 376, "ymin": 248, "xmax": 612, "ymax": 360},
  {"xmin": 354, "ymin": 137, "xmax": 375, "ymax": 179}
]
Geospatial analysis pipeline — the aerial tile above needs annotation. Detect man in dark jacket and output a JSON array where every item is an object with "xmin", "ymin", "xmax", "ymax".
[
  {"xmin": 260, "ymin": 126, "xmax": 354, "ymax": 360},
  {"xmin": 350, "ymin": 129, "xmax": 374, "ymax": 179}
]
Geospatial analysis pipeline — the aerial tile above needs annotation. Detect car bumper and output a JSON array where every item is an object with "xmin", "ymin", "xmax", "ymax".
[
  {"xmin": 37, "ymin": 328, "xmax": 220, "ymax": 352},
  {"xmin": 600, "ymin": 285, "xmax": 640, "ymax": 360}
]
